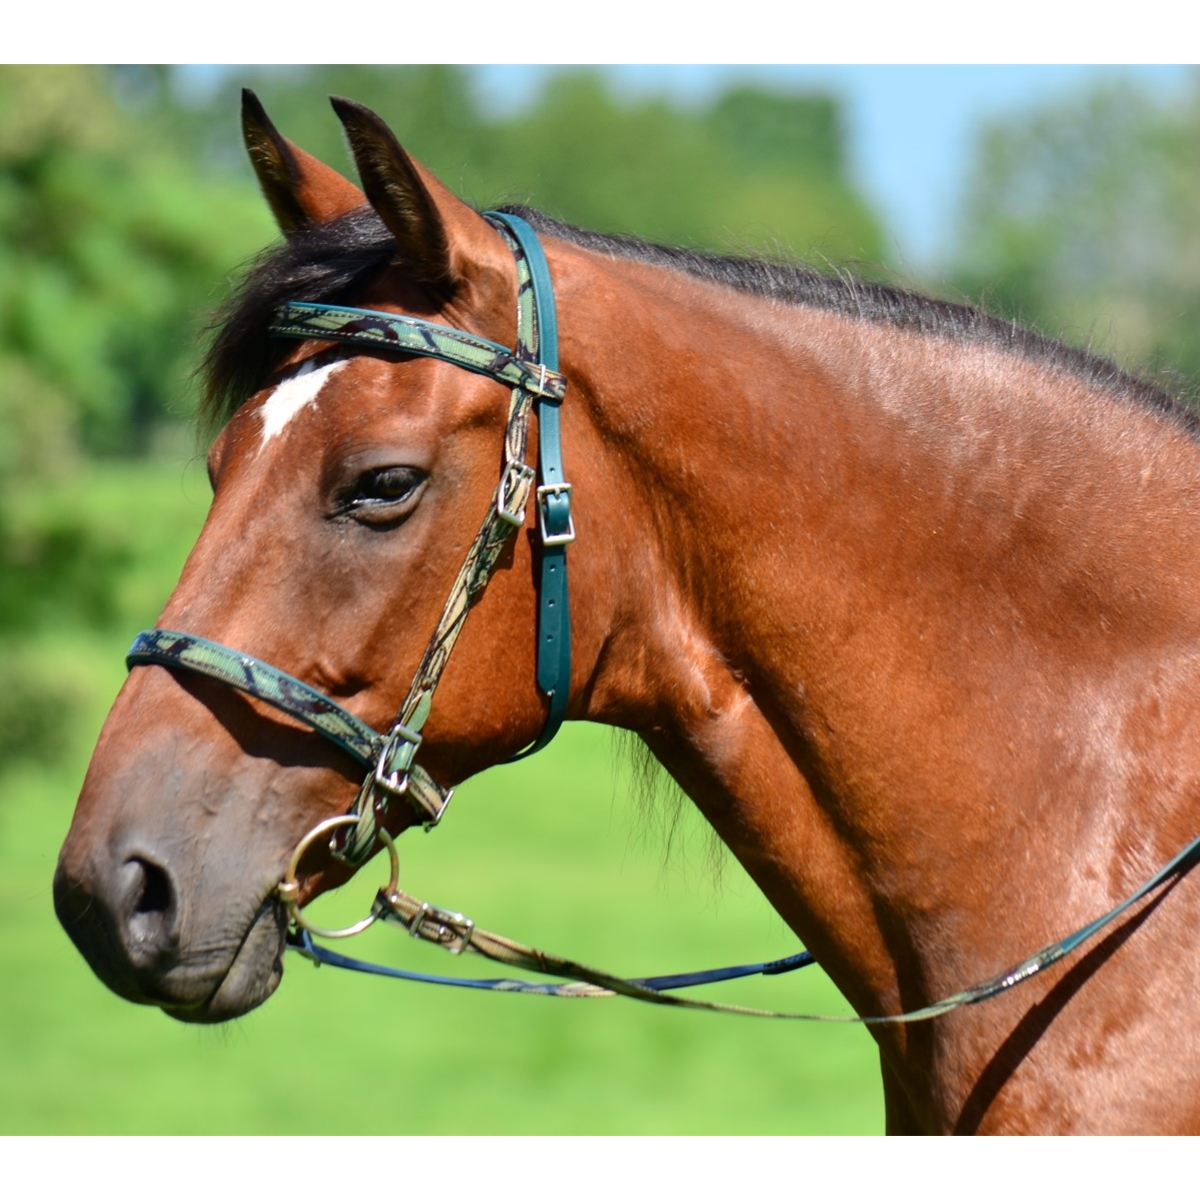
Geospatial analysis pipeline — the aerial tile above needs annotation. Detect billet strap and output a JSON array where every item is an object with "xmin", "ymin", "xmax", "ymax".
[{"xmin": 488, "ymin": 212, "xmax": 573, "ymax": 758}]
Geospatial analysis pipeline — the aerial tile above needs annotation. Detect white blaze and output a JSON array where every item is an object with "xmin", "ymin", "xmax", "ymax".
[{"xmin": 258, "ymin": 357, "xmax": 348, "ymax": 445}]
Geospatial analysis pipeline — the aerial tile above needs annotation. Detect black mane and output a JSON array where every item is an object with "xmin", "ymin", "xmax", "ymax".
[{"xmin": 200, "ymin": 203, "xmax": 1197, "ymax": 436}]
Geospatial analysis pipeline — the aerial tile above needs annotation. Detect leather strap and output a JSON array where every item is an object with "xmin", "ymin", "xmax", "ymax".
[
  {"xmin": 288, "ymin": 926, "xmax": 814, "ymax": 998},
  {"xmin": 270, "ymin": 300, "xmax": 566, "ymax": 400},
  {"xmin": 126, "ymin": 629, "xmax": 449, "ymax": 825},
  {"xmin": 326, "ymin": 827, "xmax": 1200, "ymax": 1022},
  {"xmin": 488, "ymin": 212, "xmax": 573, "ymax": 758}
]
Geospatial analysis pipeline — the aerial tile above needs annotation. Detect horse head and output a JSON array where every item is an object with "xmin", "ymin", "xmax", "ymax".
[{"xmin": 54, "ymin": 94, "xmax": 590, "ymax": 1022}]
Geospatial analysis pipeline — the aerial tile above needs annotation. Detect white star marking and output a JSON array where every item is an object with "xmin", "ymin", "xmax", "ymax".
[{"xmin": 258, "ymin": 357, "xmax": 348, "ymax": 446}]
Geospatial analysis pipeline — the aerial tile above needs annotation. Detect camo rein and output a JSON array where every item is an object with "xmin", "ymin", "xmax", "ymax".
[{"xmin": 127, "ymin": 212, "xmax": 573, "ymax": 862}]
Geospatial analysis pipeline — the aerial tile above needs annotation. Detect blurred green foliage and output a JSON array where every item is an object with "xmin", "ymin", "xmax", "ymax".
[
  {"xmin": 0, "ymin": 66, "xmax": 272, "ymax": 456},
  {"xmin": 163, "ymin": 65, "xmax": 885, "ymax": 263},
  {"xmin": 0, "ymin": 66, "xmax": 270, "ymax": 764},
  {"xmin": 950, "ymin": 77, "xmax": 1200, "ymax": 394}
]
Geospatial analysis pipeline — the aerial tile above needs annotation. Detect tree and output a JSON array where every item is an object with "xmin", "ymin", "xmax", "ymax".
[
  {"xmin": 949, "ymin": 76, "xmax": 1200, "ymax": 394},
  {"xmin": 0, "ymin": 65, "xmax": 273, "ymax": 457},
  {"xmin": 0, "ymin": 66, "xmax": 271, "ymax": 765}
]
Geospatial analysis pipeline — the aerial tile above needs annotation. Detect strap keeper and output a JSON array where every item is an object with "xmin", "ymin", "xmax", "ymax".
[{"xmin": 520, "ymin": 360, "xmax": 567, "ymax": 401}]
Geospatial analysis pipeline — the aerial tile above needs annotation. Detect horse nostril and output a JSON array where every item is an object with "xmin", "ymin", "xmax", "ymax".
[
  {"xmin": 132, "ymin": 858, "xmax": 172, "ymax": 915},
  {"xmin": 122, "ymin": 857, "xmax": 179, "ymax": 962}
]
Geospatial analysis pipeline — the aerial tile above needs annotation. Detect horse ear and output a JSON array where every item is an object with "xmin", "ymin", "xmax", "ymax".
[
  {"xmin": 330, "ymin": 95, "xmax": 479, "ymax": 292},
  {"xmin": 241, "ymin": 88, "xmax": 365, "ymax": 235}
]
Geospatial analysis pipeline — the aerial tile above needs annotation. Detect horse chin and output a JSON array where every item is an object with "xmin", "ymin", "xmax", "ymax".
[{"xmin": 163, "ymin": 900, "xmax": 289, "ymax": 1025}]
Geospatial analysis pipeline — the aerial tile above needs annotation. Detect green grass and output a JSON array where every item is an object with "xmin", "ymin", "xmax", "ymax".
[{"xmin": 0, "ymin": 455, "xmax": 884, "ymax": 1135}]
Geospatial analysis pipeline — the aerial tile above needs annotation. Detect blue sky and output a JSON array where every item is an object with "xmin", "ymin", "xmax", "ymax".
[
  {"xmin": 471, "ymin": 65, "xmax": 1197, "ymax": 273},
  {"xmin": 169, "ymin": 62, "xmax": 1197, "ymax": 274}
]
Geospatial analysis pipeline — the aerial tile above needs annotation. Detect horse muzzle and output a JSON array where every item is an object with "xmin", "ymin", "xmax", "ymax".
[{"xmin": 53, "ymin": 834, "xmax": 289, "ymax": 1023}]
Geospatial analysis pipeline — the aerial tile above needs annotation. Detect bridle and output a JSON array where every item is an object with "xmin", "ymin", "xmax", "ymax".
[
  {"xmin": 124, "ymin": 211, "xmax": 1200, "ymax": 1023},
  {"xmin": 127, "ymin": 212, "xmax": 572, "ymax": 863}
]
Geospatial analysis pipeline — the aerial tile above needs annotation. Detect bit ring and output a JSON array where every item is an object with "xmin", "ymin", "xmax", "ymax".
[{"xmin": 278, "ymin": 814, "xmax": 399, "ymax": 939}]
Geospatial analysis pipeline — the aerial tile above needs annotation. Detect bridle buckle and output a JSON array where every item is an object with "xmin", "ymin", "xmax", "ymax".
[
  {"xmin": 373, "ymin": 724, "xmax": 423, "ymax": 796},
  {"xmin": 537, "ymin": 482, "xmax": 576, "ymax": 546},
  {"xmin": 403, "ymin": 898, "xmax": 476, "ymax": 954},
  {"xmin": 496, "ymin": 459, "xmax": 536, "ymax": 527}
]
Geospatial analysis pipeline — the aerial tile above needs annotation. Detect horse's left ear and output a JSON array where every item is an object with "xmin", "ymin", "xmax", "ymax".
[
  {"xmin": 331, "ymin": 96, "xmax": 493, "ymax": 292},
  {"xmin": 241, "ymin": 89, "xmax": 365, "ymax": 235}
]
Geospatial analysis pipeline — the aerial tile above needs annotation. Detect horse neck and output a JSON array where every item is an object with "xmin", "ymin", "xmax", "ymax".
[{"xmin": 552, "ymin": 242, "xmax": 1200, "ymax": 1037}]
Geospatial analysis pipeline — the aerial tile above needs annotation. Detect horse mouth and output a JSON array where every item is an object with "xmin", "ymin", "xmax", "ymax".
[{"xmin": 162, "ymin": 899, "xmax": 290, "ymax": 1025}]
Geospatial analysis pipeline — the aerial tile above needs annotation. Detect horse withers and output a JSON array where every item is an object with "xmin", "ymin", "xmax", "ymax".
[{"xmin": 55, "ymin": 92, "xmax": 1200, "ymax": 1133}]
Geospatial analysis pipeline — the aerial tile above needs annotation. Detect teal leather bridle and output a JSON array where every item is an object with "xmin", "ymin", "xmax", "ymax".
[{"xmin": 127, "ymin": 212, "xmax": 573, "ymax": 863}]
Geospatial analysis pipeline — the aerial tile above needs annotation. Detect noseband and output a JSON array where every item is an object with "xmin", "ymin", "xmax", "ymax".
[{"xmin": 126, "ymin": 212, "xmax": 573, "ymax": 862}]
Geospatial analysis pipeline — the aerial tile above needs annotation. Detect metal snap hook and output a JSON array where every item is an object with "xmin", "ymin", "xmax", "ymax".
[{"xmin": 277, "ymin": 814, "xmax": 400, "ymax": 939}]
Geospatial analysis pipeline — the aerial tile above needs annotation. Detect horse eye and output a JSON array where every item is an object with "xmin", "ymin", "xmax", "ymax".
[
  {"xmin": 355, "ymin": 466, "xmax": 425, "ymax": 503},
  {"xmin": 345, "ymin": 466, "xmax": 427, "ymax": 515}
]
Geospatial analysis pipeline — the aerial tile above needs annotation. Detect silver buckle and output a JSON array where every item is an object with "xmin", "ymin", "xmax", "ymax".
[
  {"xmin": 373, "ymin": 725, "xmax": 423, "ymax": 796},
  {"xmin": 496, "ymin": 460, "xmax": 535, "ymax": 526},
  {"xmin": 537, "ymin": 482, "xmax": 575, "ymax": 546},
  {"xmin": 406, "ymin": 900, "xmax": 475, "ymax": 954}
]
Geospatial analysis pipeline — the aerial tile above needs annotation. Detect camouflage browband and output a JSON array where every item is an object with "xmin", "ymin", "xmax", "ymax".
[{"xmin": 269, "ymin": 301, "xmax": 566, "ymax": 401}]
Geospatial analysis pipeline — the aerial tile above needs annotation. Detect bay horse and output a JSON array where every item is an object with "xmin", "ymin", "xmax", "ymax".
[{"xmin": 54, "ymin": 91, "xmax": 1200, "ymax": 1134}]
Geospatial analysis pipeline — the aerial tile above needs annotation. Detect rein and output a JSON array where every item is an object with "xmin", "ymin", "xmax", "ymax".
[
  {"xmin": 125, "ymin": 212, "xmax": 1200, "ymax": 1025},
  {"xmin": 272, "ymin": 816, "xmax": 1200, "ymax": 1024}
]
